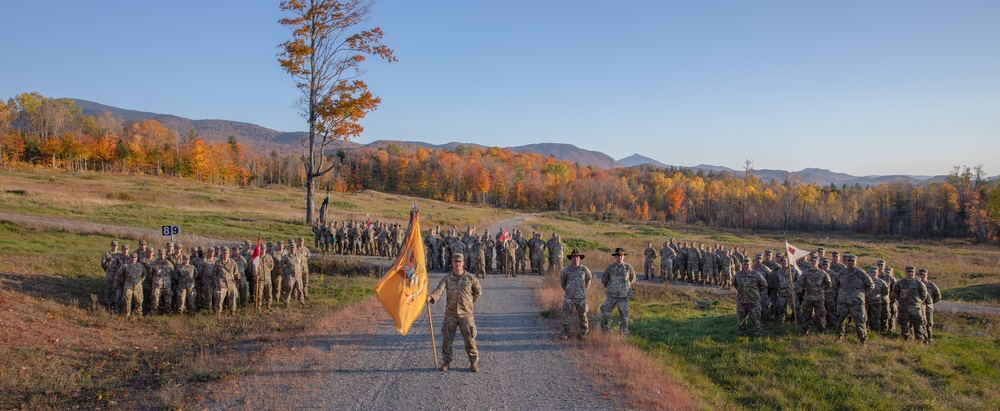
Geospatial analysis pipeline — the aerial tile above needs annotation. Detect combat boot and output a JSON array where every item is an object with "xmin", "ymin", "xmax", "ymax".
[
  {"xmin": 470, "ymin": 359, "xmax": 479, "ymax": 373},
  {"xmin": 439, "ymin": 362, "xmax": 449, "ymax": 372}
]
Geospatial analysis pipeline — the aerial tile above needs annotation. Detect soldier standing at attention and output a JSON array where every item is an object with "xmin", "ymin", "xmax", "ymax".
[
  {"xmin": 795, "ymin": 255, "xmax": 831, "ymax": 333},
  {"xmin": 102, "ymin": 240, "xmax": 122, "ymax": 309},
  {"xmin": 296, "ymin": 237, "xmax": 311, "ymax": 300},
  {"xmin": 213, "ymin": 246, "xmax": 240, "ymax": 316},
  {"xmin": 643, "ymin": 242, "xmax": 657, "ymax": 281},
  {"xmin": 917, "ymin": 269, "xmax": 941, "ymax": 342},
  {"xmin": 503, "ymin": 236, "xmax": 517, "ymax": 277},
  {"xmin": 866, "ymin": 267, "xmax": 890, "ymax": 333},
  {"xmin": 174, "ymin": 254, "xmax": 196, "ymax": 314},
  {"xmin": 824, "ymin": 252, "xmax": 846, "ymax": 327},
  {"xmin": 773, "ymin": 256, "xmax": 799, "ymax": 323},
  {"xmin": 560, "ymin": 249, "xmax": 593, "ymax": 340},
  {"xmin": 833, "ymin": 254, "xmax": 875, "ymax": 346},
  {"xmin": 149, "ymin": 249, "xmax": 175, "ymax": 314},
  {"xmin": 734, "ymin": 257, "xmax": 768, "ymax": 337},
  {"xmin": 197, "ymin": 248, "xmax": 218, "ymax": 311},
  {"xmin": 470, "ymin": 236, "xmax": 486, "ymax": 278},
  {"xmin": 429, "ymin": 253, "xmax": 483, "ymax": 372},
  {"xmin": 660, "ymin": 241, "xmax": 676, "ymax": 283},
  {"xmin": 892, "ymin": 266, "xmax": 929, "ymax": 342},
  {"xmin": 281, "ymin": 243, "xmax": 306, "ymax": 306},
  {"xmin": 116, "ymin": 253, "xmax": 146, "ymax": 318},
  {"xmin": 256, "ymin": 243, "xmax": 276, "ymax": 311},
  {"xmin": 515, "ymin": 230, "xmax": 529, "ymax": 275},
  {"xmin": 600, "ymin": 248, "xmax": 637, "ymax": 333}
]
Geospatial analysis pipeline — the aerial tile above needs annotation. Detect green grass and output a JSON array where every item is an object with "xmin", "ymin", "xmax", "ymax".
[
  {"xmin": 563, "ymin": 237, "xmax": 612, "ymax": 254},
  {"xmin": 627, "ymin": 286, "xmax": 1000, "ymax": 410},
  {"xmin": 942, "ymin": 283, "xmax": 1000, "ymax": 304}
]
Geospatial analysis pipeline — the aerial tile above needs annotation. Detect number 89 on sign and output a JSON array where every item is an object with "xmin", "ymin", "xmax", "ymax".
[{"xmin": 162, "ymin": 226, "xmax": 181, "ymax": 236}]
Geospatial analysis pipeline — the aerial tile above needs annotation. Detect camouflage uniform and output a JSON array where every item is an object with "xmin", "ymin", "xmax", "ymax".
[
  {"xmin": 548, "ymin": 235, "xmax": 565, "ymax": 276},
  {"xmin": 877, "ymin": 267, "xmax": 897, "ymax": 332},
  {"xmin": 297, "ymin": 240, "xmax": 311, "ymax": 299},
  {"xmin": 892, "ymin": 273, "xmax": 928, "ymax": 341},
  {"xmin": 116, "ymin": 256, "xmax": 146, "ymax": 317},
  {"xmin": 529, "ymin": 235, "xmax": 546, "ymax": 274},
  {"xmin": 600, "ymin": 255, "xmax": 636, "ymax": 333},
  {"xmin": 503, "ymin": 238, "xmax": 517, "ymax": 277},
  {"xmin": 833, "ymin": 260, "xmax": 875, "ymax": 343},
  {"xmin": 255, "ymin": 249, "xmax": 276, "ymax": 310},
  {"xmin": 643, "ymin": 245, "xmax": 657, "ymax": 280},
  {"xmin": 429, "ymin": 258, "xmax": 483, "ymax": 371},
  {"xmin": 483, "ymin": 233, "xmax": 496, "ymax": 274},
  {"xmin": 560, "ymin": 258, "xmax": 593, "ymax": 338},
  {"xmin": 174, "ymin": 258, "xmax": 196, "ymax": 313},
  {"xmin": 102, "ymin": 245, "xmax": 125, "ymax": 309},
  {"xmin": 824, "ymin": 258, "xmax": 847, "ymax": 327},
  {"xmin": 213, "ymin": 252, "xmax": 239, "ymax": 314},
  {"xmin": 734, "ymin": 263, "xmax": 768, "ymax": 337},
  {"xmin": 659, "ymin": 244, "xmax": 676, "ymax": 281},
  {"xmin": 148, "ymin": 253, "xmax": 175, "ymax": 314},
  {"xmin": 919, "ymin": 272, "xmax": 941, "ymax": 342},
  {"xmin": 470, "ymin": 239, "xmax": 486, "ymax": 278},
  {"xmin": 795, "ymin": 264, "xmax": 831, "ymax": 332},
  {"xmin": 281, "ymin": 249, "xmax": 305, "ymax": 306},
  {"xmin": 866, "ymin": 274, "xmax": 889, "ymax": 332},
  {"xmin": 197, "ymin": 254, "xmax": 218, "ymax": 311},
  {"xmin": 773, "ymin": 265, "xmax": 799, "ymax": 323}
]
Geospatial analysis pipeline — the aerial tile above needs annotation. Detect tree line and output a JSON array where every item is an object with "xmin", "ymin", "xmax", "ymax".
[{"xmin": 2, "ymin": 92, "xmax": 998, "ymax": 242}]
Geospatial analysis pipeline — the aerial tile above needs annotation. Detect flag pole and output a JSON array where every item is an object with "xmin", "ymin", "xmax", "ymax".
[
  {"xmin": 426, "ymin": 298, "xmax": 438, "ymax": 367},
  {"xmin": 784, "ymin": 237, "xmax": 799, "ymax": 326}
]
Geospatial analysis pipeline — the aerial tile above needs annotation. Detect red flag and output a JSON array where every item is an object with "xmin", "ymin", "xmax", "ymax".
[
  {"xmin": 498, "ymin": 226, "xmax": 510, "ymax": 243},
  {"xmin": 251, "ymin": 237, "xmax": 262, "ymax": 271}
]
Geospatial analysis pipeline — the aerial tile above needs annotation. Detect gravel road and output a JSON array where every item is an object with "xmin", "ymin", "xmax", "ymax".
[{"xmin": 300, "ymin": 215, "xmax": 615, "ymax": 410}]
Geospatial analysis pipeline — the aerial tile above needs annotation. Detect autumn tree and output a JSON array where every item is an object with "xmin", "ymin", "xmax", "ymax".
[{"xmin": 278, "ymin": 0, "xmax": 395, "ymax": 223}]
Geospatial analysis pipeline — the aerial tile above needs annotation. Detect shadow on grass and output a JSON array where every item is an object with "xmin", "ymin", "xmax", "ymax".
[{"xmin": 0, "ymin": 272, "xmax": 102, "ymax": 307}]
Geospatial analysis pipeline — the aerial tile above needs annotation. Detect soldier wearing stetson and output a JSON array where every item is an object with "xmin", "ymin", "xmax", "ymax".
[
  {"xmin": 560, "ymin": 249, "xmax": 593, "ymax": 339},
  {"xmin": 600, "ymin": 248, "xmax": 637, "ymax": 333}
]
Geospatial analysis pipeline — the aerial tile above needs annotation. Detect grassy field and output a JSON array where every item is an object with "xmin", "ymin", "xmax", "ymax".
[
  {"xmin": 525, "ymin": 211, "xmax": 1000, "ymax": 410},
  {"xmin": 3, "ymin": 165, "xmax": 1000, "ymax": 409}
]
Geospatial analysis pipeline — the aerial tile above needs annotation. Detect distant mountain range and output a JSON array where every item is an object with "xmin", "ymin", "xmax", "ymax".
[{"xmin": 73, "ymin": 98, "xmax": 964, "ymax": 187}]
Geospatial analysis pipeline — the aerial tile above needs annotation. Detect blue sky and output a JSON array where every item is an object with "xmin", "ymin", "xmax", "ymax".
[{"xmin": 2, "ymin": 1, "xmax": 998, "ymax": 176}]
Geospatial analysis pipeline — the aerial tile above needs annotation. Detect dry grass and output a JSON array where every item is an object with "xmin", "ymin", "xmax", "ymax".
[{"xmin": 536, "ymin": 276, "xmax": 696, "ymax": 410}]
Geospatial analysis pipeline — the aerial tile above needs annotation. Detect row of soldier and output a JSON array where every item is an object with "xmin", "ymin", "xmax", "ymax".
[
  {"xmin": 313, "ymin": 220, "xmax": 405, "ymax": 258},
  {"xmin": 726, "ymin": 248, "xmax": 941, "ymax": 345},
  {"xmin": 422, "ymin": 227, "xmax": 567, "ymax": 277},
  {"xmin": 100, "ymin": 238, "xmax": 315, "ymax": 317}
]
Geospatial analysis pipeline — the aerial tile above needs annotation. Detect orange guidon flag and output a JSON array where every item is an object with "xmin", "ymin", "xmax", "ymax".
[{"xmin": 374, "ymin": 208, "xmax": 428, "ymax": 335}]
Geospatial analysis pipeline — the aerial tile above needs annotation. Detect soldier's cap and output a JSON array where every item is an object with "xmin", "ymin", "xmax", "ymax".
[
  {"xmin": 918, "ymin": 268, "xmax": 928, "ymax": 274},
  {"xmin": 817, "ymin": 247, "xmax": 825, "ymax": 251},
  {"xmin": 139, "ymin": 240, "xmax": 147, "ymax": 245},
  {"xmin": 176, "ymin": 243, "xmax": 183, "ymax": 248},
  {"xmin": 808, "ymin": 255, "xmax": 818, "ymax": 261},
  {"xmin": 220, "ymin": 246, "xmax": 230, "ymax": 252},
  {"xmin": 885, "ymin": 267, "xmax": 894, "ymax": 273},
  {"xmin": 755, "ymin": 253, "xmax": 763, "ymax": 258},
  {"xmin": 451, "ymin": 253, "xmax": 464, "ymax": 262},
  {"xmin": 157, "ymin": 248, "xmax": 166, "ymax": 254},
  {"xmin": 843, "ymin": 254, "xmax": 856, "ymax": 261},
  {"xmin": 876, "ymin": 259, "xmax": 886, "ymax": 265},
  {"xmin": 196, "ymin": 246, "xmax": 204, "ymax": 251},
  {"xmin": 298, "ymin": 237, "xmax": 304, "ymax": 242},
  {"xmin": 182, "ymin": 254, "xmax": 190, "ymax": 260},
  {"xmin": 742, "ymin": 257, "xmax": 751, "ymax": 263},
  {"xmin": 663, "ymin": 241, "xmax": 670, "ymax": 246},
  {"xmin": 566, "ymin": 249, "xmax": 585, "ymax": 260},
  {"xmin": 130, "ymin": 252, "xmax": 138, "ymax": 258},
  {"xmin": 611, "ymin": 247, "xmax": 628, "ymax": 256},
  {"xmin": 905, "ymin": 265, "xmax": 915, "ymax": 272},
  {"xmin": 205, "ymin": 247, "xmax": 215, "ymax": 253},
  {"xmin": 123, "ymin": 244, "xmax": 130, "ymax": 249},
  {"xmin": 111, "ymin": 240, "xmax": 119, "ymax": 246},
  {"xmin": 868, "ymin": 267, "xmax": 878, "ymax": 273},
  {"xmin": 832, "ymin": 251, "xmax": 841, "ymax": 256},
  {"xmin": 289, "ymin": 243, "xmax": 297, "ymax": 249},
  {"xmin": 808, "ymin": 251, "xmax": 817, "ymax": 256},
  {"xmin": 821, "ymin": 258, "xmax": 830, "ymax": 263},
  {"xmin": 765, "ymin": 250, "xmax": 772, "ymax": 254}
]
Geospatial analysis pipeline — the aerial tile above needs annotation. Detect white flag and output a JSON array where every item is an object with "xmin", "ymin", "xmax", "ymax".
[{"xmin": 785, "ymin": 241, "xmax": 811, "ymax": 262}]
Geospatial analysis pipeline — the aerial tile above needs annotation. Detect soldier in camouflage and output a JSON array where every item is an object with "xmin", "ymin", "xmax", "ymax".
[
  {"xmin": 560, "ymin": 249, "xmax": 593, "ymax": 339},
  {"xmin": 892, "ymin": 266, "xmax": 928, "ymax": 342},
  {"xmin": 643, "ymin": 242, "xmax": 657, "ymax": 281},
  {"xmin": 659, "ymin": 241, "xmax": 676, "ymax": 283},
  {"xmin": 833, "ymin": 255, "xmax": 875, "ymax": 345},
  {"xmin": 773, "ymin": 256, "xmax": 799, "ymax": 323},
  {"xmin": 149, "ymin": 249, "xmax": 175, "ymax": 314},
  {"xmin": 795, "ymin": 255, "xmax": 831, "ymax": 333},
  {"xmin": 600, "ymin": 248, "xmax": 637, "ymax": 333},
  {"xmin": 116, "ymin": 253, "xmax": 146, "ymax": 318},
  {"xmin": 213, "ymin": 246, "xmax": 240, "ymax": 315},
  {"xmin": 281, "ymin": 243, "xmax": 306, "ymax": 306},
  {"xmin": 734, "ymin": 257, "xmax": 767, "ymax": 337},
  {"xmin": 102, "ymin": 240, "xmax": 122, "ymax": 309},
  {"xmin": 824, "ymin": 252, "xmax": 846, "ymax": 327},
  {"xmin": 917, "ymin": 269, "xmax": 941, "ymax": 343},
  {"xmin": 174, "ymin": 254, "xmax": 196, "ymax": 314},
  {"xmin": 866, "ymin": 267, "xmax": 889, "ymax": 333},
  {"xmin": 429, "ymin": 253, "xmax": 483, "ymax": 372}
]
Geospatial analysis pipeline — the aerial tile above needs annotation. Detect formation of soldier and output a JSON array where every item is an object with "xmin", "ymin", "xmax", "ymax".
[
  {"xmin": 632, "ymin": 239, "xmax": 942, "ymax": 343},
  {"xmin": 100, "ymin": 237, "xmax": 315, "ymax": 317},
  {"xmin": 312, "ymin": 219, "xmax": 406, "ymax": 258},
  {"xmin": 421, "ymin": 227, "xmax": 566, "ymax": 278}
]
